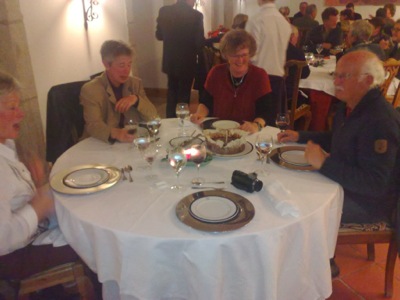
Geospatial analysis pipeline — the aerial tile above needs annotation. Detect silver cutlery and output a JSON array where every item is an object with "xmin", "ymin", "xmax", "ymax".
[
  {"xmin": 192, "ymin": 181, "xmax": 225, "ymax": 186},
  {"xmin": 120, "ymin": 168, "xmax": 127, "ymax": 181},
  {"xmin": 191, "ymin": 186, "xmax": 225, "ymax": 190},
  {"xmin": 124, "ymin": 165, "xmax": 133, "ymax": 182}
]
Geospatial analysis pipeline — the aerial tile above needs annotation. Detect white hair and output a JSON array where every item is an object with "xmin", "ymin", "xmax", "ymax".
[{"xmin": 359, "ymin": 54, "xmax": 385, "ymax": 88}]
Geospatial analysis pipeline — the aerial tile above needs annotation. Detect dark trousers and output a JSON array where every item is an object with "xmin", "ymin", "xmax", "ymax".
[
  {"xmin": 166, "ymin": 74, "xmax": 193, "ymax": 118},
  {"xmin": 268, "ymin": 75, "xmax": 286, "ymax": 114},
  {"xmin": 0, "ymin": 244, "xmax": 79, "ymax": 280}
]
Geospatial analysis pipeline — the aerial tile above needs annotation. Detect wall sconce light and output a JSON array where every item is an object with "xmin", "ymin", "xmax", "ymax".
[{"xmin": 82, "ymin": 0, "xmax": 99, "ymax": 30}]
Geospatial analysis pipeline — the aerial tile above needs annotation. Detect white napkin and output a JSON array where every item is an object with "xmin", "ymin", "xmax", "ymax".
[
  {"xmin": 264, "ymin": 179, "xmax": 300, "ymax": 217},
  {"xmin": 32, "ymin": 227, "xmax": 68, "ymax": 247}
]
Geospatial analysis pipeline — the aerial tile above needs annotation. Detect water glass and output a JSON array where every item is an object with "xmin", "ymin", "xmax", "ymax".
[
  {"xmin": 169, "ymin": 147, "xmax": 187, "ymax": 190},
  {"xmin": 176, "ymin": 102, "xmax": 190, "ymax": 136}
]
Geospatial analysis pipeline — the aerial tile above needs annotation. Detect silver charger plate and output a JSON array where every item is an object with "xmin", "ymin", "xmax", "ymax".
[
  {"xmin": 50, "ymin": 164, "xmax": 121, "ymax": 195},
  {"xmin": 270, "ymin": 146, "xmax": 315, "ymax": 171},
  {"xmin": 176, "ymin": 190, "xmax": 255, "ymax": 232},
  {"xmin": 210, "ymin": 141, "xmax": 254, "ymax": 158}
]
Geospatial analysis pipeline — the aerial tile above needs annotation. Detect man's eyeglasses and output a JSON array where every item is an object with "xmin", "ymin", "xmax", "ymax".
[{"xmin": 332, "ymin": 72, "xmax": 368, "ymax": 80}]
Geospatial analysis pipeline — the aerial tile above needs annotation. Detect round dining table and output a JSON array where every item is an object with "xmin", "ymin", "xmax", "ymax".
[{"xmin": 51, "ymin": 118, "xmax": 343, "ymax": 300}]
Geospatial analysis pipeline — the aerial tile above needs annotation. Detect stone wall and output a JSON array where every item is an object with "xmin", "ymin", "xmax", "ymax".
[{"xmin": 0, "ymin": 0, "xmax": 48, "ymax": 182}]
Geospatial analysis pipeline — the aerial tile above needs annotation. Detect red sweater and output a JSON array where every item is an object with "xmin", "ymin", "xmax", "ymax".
[{"xmin": 204, "ymin": 64, "xmax": 271, "ymax": 122}]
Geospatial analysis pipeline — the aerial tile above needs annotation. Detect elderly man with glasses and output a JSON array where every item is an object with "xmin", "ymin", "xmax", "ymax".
[{"xmin": 278, "ymin": 50, "xmax": 400, "ymax": 277}]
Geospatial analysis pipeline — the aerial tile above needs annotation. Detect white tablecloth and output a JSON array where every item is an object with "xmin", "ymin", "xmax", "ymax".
[
  {"xmin": 51, "ymin": 119, "xmax": 343, "ymax": 300},
  {"xmin": 299, "ymin": 56, "xmax": 336, "ymax": 97}
]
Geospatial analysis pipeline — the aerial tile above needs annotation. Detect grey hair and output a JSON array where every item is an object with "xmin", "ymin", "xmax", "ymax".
[
  {"xmin": 359, "ymin": 52, "xmax": 385, "ymax": 88},
  {"xmin": 0, "ymin": 71, "xmax": 20, "ymax": 97},
  {"xmin": 100, "ymin": 40, "xmax": 132, "ymax": 65},
  {"xmin": 349, "ymin": 20, "xmax": 373, "ymax": 43},
  {"xmin": 305, "ymin": 4, "xmax": 317, "ymax": 16}
]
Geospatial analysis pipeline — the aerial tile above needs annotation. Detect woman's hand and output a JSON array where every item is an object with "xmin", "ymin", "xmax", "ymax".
[
  {"xmin": 239, "ymin": 121, "xmax": 258, "ymax": 133},
  {"xmin": 190, "ymin": 113, "xmax": 205, "ymax": 124}
]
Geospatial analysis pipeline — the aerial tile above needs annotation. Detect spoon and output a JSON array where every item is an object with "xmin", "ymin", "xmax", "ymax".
[
  {"xmin": 191, "ymin": 186, "xmax": 225, "ymax": 190},
  {"xmin": 120, "ymin": 168, "xmax": 127, "ymax": 181},
  {"xmin": 124, "ymin": 165, "xmax": 133, "ymax": 182},
  {"xmin": 192, "ymin": 181, "xmax": 225, "ymax": 186}
]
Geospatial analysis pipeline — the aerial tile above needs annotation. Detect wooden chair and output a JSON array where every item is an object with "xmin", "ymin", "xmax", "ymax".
[
  {"xmin": 284, "ymin": 60, "xmax": 312, "ymax": 130},
  {"xmin": 337, "ymin": 223, "xmax": 398, "ymax": 298},
  {"xmin": 387, "ymin": 80, "xmax": 400, "ymax": 108},
  {"xmin": 381, "ymin": 58, "xmax": 400, "ymax": 98},
  {"xmin": 4, "ymin": 261, "xmax": 95, "ymax": 299}
]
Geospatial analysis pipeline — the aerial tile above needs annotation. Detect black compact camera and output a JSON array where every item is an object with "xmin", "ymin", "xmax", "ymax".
[{"xmin": 231, "ymin": 170, "xmax": 263, "ymax": 193}]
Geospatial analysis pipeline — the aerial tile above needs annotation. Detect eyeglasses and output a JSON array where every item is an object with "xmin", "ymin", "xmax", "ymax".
[{"xmin": 332, "ymin": 72, "xmax": 369, "ymax": 80}]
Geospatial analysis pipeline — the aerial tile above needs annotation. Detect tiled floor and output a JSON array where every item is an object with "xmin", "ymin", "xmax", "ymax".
[{"xmin": 328, "ymin": 244, "xmax": 400, "ymax": 299}]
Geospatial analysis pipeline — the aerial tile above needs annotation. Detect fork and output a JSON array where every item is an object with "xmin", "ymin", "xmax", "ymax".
[{"xmin": 191, "ymin": 186, "xmax": 225, "ymax": 190}]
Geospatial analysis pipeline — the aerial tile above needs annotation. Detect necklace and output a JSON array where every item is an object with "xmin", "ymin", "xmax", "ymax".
[{"xmin": 230, "ymin": 72, "xmax": 247, "ymax": 98}]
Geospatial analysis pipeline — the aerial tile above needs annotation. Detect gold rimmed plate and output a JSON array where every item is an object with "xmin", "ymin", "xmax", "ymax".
[
  {"xmin": 270, "ymin": 146, "xmax": 315, "ymax": 171},
  {"xmin": 50, "ymin": 164, "xmax": 121, "ymax": 195},
  {"xmin": 176, "ymin": 190, "xmax": 255, "ymax": 232}
]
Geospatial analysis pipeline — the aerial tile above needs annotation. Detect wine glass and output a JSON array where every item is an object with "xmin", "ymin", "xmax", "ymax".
[
  {"xmin": 147, "ymin": 116, "xmax": 161, "ymax": 138},
  {"xmin": 143, "ymin": 142, "xmax": 159, "ymax": 178},
  {"xmin": 189, "ymin": 143, "xmax": 207, "ymax": 185},
  {"xmin": 316, "ymin": 44, "xmax": 323, "ymax": 55},
  {"xmin": 175, "ymin": 102, "xmax": 190, "ymax": 136},
  {"xmin": 169, "ymin": 147, "xmax": 187, "ymax": 190},
  {"xmin": 255, "ymin": 134, "xmax": 273, "ymax": 164},
  {"xmin": 304, "ymin": 52, "xmax": 314, "ymax": 66},
  {"xmin": 133, "ymin": 128, "xmax": 151, "ymax": 157},
  {"xmin": 275, "ymin": 113, "xmax": 290, "ymax": 133}
]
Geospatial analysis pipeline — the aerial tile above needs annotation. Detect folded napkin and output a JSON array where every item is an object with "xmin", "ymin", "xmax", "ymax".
[
  {"xmin": 32, "ymin": 227, "xmax": 68, "ymax": 247},
  {"xmin": 264, "ymin": 179, "xmax": 300, "ymax": 217}
]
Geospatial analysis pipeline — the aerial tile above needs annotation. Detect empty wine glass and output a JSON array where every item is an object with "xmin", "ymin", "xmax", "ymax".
[
  {"xmin": 275, "ymin": 113, "xmax": 290, "ymax": 133},
  {"xmin": 169, "ymin": 147, "xmax": 187, "ymax": 190},
  {"xmin": 142, "ymin": 142, "xmax": 159, "ymax": 178},
  {"xmin": 133, "ymin": 128, "xmax": 151, "ymax": 157},
  {"xmin": 147, "ymin": 116, "xmax": 161, "ymax": 138},
  {"xmin": 189, "ymin": 143, "xmax": 207, "ymax": 185},
  {"xmin": 304, "ymin": 52, "xmax": 314, "ymax": 66},
  {"xmin": 316, "ymin": 44, "xmax": 323, "ymax": 55},
  {"xmin": 255, "ymin": 134, "xmax": 273, "ymax": 164},
  {"xmin": 176, "ymin": 102, "xmax": 190, "ymax": 136}
]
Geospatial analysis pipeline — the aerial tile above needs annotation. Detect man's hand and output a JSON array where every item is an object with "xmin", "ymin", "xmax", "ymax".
[
  {"xmin": 115, "ymin": 95, "xmax": 139, "ymax": 113},
  {"xmin": 277, "ymin": 130, "xmax": 299, "ymax": 143},
  {"xmin": 304, "ymin": 140, "xmax": 329, "ymax": 169},
  {"xmin": 111, "ymin": 128, "xmax": 135, "ymax": 143},
  {"xmin": 190, "ymin": 113, "xmax": 205, "ymax": 124}
]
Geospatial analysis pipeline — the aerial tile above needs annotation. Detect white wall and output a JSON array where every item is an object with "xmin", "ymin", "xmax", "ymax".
[{"xmin": 19, "ymin": 0, "xmax": 129, "ymax": 130}]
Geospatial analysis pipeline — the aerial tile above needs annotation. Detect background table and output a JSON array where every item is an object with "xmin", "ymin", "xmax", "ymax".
[{"xmin": 51, "ymin": 119, "xmax": 343, "ymax": 300}]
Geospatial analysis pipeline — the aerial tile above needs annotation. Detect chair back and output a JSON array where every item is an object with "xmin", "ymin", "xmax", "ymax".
[
  {"xmin": 202, "ymin": 46, "xmax": 223, "ymax": 73},
  {"xmin": 296, "ymin": 28, "xmax": 310, "ymax": 49},
  {"xmin": 284, "ymin": 60, "xmax": 308, "ymax": 129},
  {"xmin": 390, "ymin": 80, "xmax": 400, "ymax": 108},
  {"xmin": 46, "ymin": 81, "xmax": 88, "ymax": 164},
  {"xmin": 381, "ymin": 58, "xmax": 400, "ymax": 98}
]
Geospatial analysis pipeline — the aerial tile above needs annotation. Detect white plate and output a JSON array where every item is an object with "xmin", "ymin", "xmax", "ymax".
[
  {"xmin": 280, "ymin": 150, "xmax": 310, "ymax": 166},
  {"xmin": 212, "ymin": 120, "xmax": 240, "ymax": 130},
  {"xmin": 189, "ymin": 196, "xmax": 239, "ymax": 223},
  {"xmin": 211, "ymin": 141, "xmax": 254, "ymax": 158},
  {"xmin": 176, "ymin": 190, "xmax": 255, "ymax": 232},
  {"xmin": 50, "ymin": 164, "xmax": 121, "ymax": 195},
  {"xmin": 270, "ymin": 146, "xmax": 315, "ymax": 171},
  {"xmin": 63, "ymin": 168, "xmax": 110, "ymax": 188}
]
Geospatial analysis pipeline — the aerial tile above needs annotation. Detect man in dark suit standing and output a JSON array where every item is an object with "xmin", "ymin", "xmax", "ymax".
[{"xmin": 156, "ymin": 0, "xmax": 205, "ymax": 118}]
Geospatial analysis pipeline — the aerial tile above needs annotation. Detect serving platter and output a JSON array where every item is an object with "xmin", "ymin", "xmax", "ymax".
[
  {"xmin": 176, "ymin": 190, "xmax": 255, "ymax": 232},
  {"xmin": 209, "ymin": 141, "xmax": 254, "ymax": 158},
  {"xmin": 50, "ymin": 164, "xmax": 121, "ymax": 195}
]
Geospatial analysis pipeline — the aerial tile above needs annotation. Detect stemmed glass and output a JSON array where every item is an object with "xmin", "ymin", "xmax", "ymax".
[
  {"xmin": 143, "ymin": 142, "xmax": 159, "ymax": 178},
  {"xmin": 275, "ymin": 112, "xmax": 290, "ymax": 133},
  {"xmin": 124, "ymin": 118, "xmax": 137, "ymax": 135},
  {"xmin": 189, "ymin": 143, "xmax": 207, "ymax": 185},
  {"xmin": 133, "ymin": 128, "xmax": 151, "ymax": 158},
  {"xmin": 316, "ymin": 44, "xmax": 323, "ymax": 55},
  {"xmin": 169, "ymin": 147, "xmax": 187, "ymax": 190},
  {"xmin": 147, "ymin": 116, "xmax": 162, "ymax": 147},
  {"xmin": 255, "ymin": 134, "xmax": 273, "ymax": 164},
  {"xmin": 176, "ymin": 102, "xmax": 190, "ymax": 136}
]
